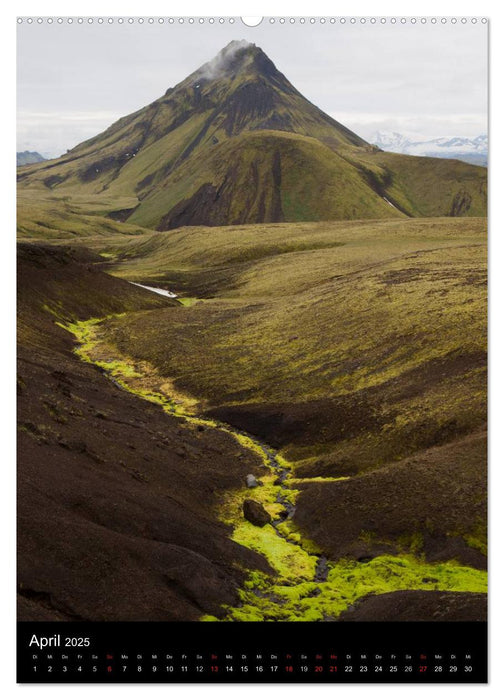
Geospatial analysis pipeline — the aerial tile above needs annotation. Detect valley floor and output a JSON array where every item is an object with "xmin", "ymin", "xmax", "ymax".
[{"xmin": 17, "ymin": 214, "xmax": 487, "ymax": 622}]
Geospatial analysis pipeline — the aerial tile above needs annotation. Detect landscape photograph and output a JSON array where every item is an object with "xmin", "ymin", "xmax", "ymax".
[{"xmin": 17, "ymin": 18, "xmax": 487, "ymax": 623}]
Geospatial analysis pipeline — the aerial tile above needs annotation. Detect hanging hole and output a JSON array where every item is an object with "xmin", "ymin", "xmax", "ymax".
[{"xmin": 241, "ymin": 17, "xmax": 263, "ymax": 27}]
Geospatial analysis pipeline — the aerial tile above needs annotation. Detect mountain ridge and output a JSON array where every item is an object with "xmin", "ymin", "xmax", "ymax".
[
  {"xmin": 17, "ymin": 151, "xmax": 46, "ymax": 167},
  {"xmin": 18, "ymin": 41, "xmax": 487, "ymax": 229}
]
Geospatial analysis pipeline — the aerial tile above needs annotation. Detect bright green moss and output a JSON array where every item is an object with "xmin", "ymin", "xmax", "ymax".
[
  {"xmin": 59, "ymin": 315, "xmax": 487, "ymax": 625},
  {"xmin": 285, "ymin": 476, "xmax": 349, "ymax": 485},
  {"xmin": 218, "ymin": 554, "xmax": 487, "ymax": 622},
  {"xmin": 273, "ymin": 521, "xmax": 322, "ymax": 556},
  {"xmin": 274, "ymin": 454, "xmax": 293, "ymax": 469},
  {"xmin": 56, "ymin": 317, "xmax": 104, "ymax": 362},
  {"xmin": 232, "ymin": 521, "xmax": 317, "ymax": 583},
  {"xmin": 230, "ymin": 433, "xmax": 273, "ymax": 467}
]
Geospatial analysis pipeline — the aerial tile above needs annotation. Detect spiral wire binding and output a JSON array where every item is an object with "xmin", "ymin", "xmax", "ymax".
[{"xmin": 17, "ymin": 17, "xmax": 489, "ymax": 25}]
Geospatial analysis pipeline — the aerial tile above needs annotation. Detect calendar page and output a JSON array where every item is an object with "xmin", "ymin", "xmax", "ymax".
[{"xmin": 16, "ymin": 15, "xmax": 488, "ymax": 684}]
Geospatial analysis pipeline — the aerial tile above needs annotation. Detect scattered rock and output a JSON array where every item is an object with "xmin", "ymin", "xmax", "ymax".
[
  {"xmin": 59, "ymin": 439, "xmax": 87, "ymax": 453},
  {"xmin": 243, "ymin": 499, "xmax": 271, "ymax": 527},
  {"xmin": 131, "ymin": 469, "xmax": 149, "ymax": 483},
  {"xmin": 246, "ymin": 474, "xmax": 259, "ymax": 488}
]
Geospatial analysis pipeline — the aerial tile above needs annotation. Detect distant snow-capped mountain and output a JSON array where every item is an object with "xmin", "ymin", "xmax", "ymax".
[
  {"xmin": 373, "ymin": 131, "xmax": 410, "ymax": 151},
  {"xmin": 373, "ymin": 132, "xmax": 487, "ymax": 167}
]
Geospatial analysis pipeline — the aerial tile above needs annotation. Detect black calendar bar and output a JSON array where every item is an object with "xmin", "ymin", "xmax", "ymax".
[{"xmin": 17, "ymin": 621, "xmax": 487, "ymax": 683}]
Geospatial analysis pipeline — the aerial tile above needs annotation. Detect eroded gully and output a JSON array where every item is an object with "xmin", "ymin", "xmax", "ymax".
[{"xmin": 63, "ymin": 308, "xmax": 332, "ymax": 607}]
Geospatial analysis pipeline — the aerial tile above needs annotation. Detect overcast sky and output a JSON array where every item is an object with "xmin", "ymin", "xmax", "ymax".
[{"xmin": 17, "ymin": 18, "xmax": 488, "ymax": 158}]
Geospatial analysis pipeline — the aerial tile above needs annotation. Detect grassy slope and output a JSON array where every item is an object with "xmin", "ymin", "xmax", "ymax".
[
  {"xmin": 104, "ymin": 217, "xmax": 486, "ymax": 459},
  {"xmin": 107, "ymin": 216, "xmax": 481, "ymax": 288},
  {"xmin": 351, "ymin": 150, "xmax": 488, "ymax": 217},
  {"xmin": 126, "ymin": 131, "xmax": 405, "ymax": 229},
  {"xmin": 17, "ymin": 138, "xmax": 486, "ymax": 233},
  {"xmin": 16, "ymin": 188, "xmax": 151, "ymax": 241},
  {"xmin": 96, "ymin": 216, "xmax": 486, "ymax": 566}
]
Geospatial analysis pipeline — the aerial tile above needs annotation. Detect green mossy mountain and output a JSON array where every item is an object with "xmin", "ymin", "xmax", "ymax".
[{"xmin": 18, "ymin": 40, "xmax": 486, "ymax": 229}]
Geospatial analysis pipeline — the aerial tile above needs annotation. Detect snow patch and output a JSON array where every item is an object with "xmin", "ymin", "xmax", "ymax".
[
  {"xmin": 129, "ymin": 282, "xmax": 177, "ymax": 298},
  {"xmin": 383, "ymin": 196, "xmax": 399, "ymax": 211}
]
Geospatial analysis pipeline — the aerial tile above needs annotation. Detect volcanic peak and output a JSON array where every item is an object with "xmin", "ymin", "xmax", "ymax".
[{"xmin": 188, "ymin": 40, "xmax": 281, "ymax": 85}]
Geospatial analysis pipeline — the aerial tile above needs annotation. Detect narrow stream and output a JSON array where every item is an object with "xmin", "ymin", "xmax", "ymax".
[
  {"xmin": 60, "ymin": 315, "xmax": 487, "ymax": 621},
  {"xmin": 249, "ymin": 438, "xmax": 329, "ymax": 583},
  {"xmin": 66, "ymin": 315, "xmax": 330, "ymax": 593}
]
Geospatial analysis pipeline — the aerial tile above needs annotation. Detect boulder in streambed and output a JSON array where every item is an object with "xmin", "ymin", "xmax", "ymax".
[
  {"xmin": 243, "ymin": 499, "xmax": 271, "ymax": 527},
  {"xmin": 246, "ymin": 474, "xmax": 260, "ymax": 488}
]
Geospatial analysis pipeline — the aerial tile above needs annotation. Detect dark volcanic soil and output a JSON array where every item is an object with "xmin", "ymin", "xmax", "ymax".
[
  {"xmin": 293, "ymin": 431, "xmax": 487, "ymax": 568},
  {"xmin": 17, "ymin": 244, "xmax": 270, "ymax": 621},
  {"xmin": 338, "ymin": 590, "xmax": 487, "ymax": 622},
  {"xmin": 206, "ymin": 395, "xmax": 382, "ymax": 451},
  {"xmin": 206, "ymin": 346, "xmax": 486, "ymax": 472}
]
